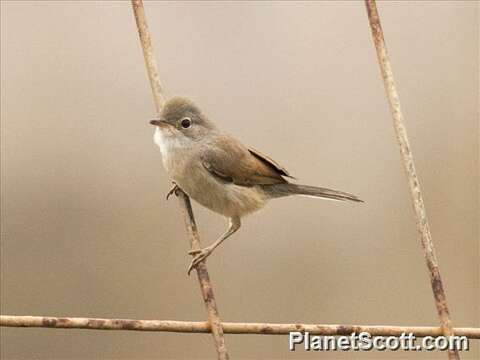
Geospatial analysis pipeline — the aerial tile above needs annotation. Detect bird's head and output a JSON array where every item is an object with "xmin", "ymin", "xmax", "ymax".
[{"xmin": 150, "ymin": 97, "xmax": 217, "ymax": 142}]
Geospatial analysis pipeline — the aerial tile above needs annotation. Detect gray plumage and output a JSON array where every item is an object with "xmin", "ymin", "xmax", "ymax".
[
  {"xmin": 151, "ymin": 96, "xmax": 362, "ymax": 273},
  {"xmin": 261, "ymin": 183, "xmax": 362, "ymax": 202}
]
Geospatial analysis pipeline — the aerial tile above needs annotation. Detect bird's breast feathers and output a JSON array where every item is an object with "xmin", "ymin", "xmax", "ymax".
[
  {"xmin": 153, "ymin": 128, "xmax": 267, "ymax": 217},
  {"xmin": 154, "ymin": 127, "xmax": 187, "ymax": 173}
]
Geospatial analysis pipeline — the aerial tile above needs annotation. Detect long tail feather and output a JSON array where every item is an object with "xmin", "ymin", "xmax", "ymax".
[{"xmin": 261, "ymin": 183, "xmax": 363, "ymax": 203}]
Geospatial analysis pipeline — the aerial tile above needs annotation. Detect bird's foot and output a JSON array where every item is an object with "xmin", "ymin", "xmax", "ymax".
[
  {"xmin": 187, "ymin": 246, "xmax": 214, "ymax": 275},
  {"xmin": 166, "ymin": 182, "xmax": 180, "ymax": 200}
]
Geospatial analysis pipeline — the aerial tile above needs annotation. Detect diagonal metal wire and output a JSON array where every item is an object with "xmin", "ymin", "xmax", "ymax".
[
  {"xmin": 364, "ymin": 1, "xmax": 460, "ymax": 359},
  {"xmin": 130, "ymin": 1, "xmax": 229, "ymax": 359}
]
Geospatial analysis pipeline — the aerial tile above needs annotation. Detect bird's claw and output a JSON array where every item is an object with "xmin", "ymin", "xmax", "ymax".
[
  {"xmin": 187, "ymin": 247, "xmax": 213, "ymax": 275},
  {"xmin": 166, "ymin": 182, "xmax": 180, "ymax": 200},
  {"xmin": 188, "ymin": 248, "xmax": 202, "ymax": 255}
]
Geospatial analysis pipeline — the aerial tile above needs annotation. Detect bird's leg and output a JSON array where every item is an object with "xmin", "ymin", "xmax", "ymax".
[
  {"xmin": 187, "ymin": 216, "xmax": 241, "ymax": 275},
  {"xmin": 166, "ymin": 181, "xmax": 180, "ymax": 200}
]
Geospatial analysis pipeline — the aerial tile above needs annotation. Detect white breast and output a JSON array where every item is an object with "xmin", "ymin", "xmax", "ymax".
[
  {"xmin": 153, "ymin": 127, "xmax": 267, "ymax": 218},
  {"xmin": 154, "ymin": 127, "xmax": 181, "ymax": 172},
  {"xmin": 153, "ymin": 127, "xmax": 169, "ymax": 157}
]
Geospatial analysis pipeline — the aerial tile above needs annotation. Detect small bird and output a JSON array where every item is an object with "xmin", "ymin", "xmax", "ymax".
[{"xmin": 151, "ymin": 97, "xmax": 362, "ymax": 274}]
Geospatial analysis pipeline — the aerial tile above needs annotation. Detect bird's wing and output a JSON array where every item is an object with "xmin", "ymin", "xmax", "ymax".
[
  {"xmin": 247, "ymin": 147, "xmax": 294, "ymax": 179},
  {"xmin": 200, "ymin": 135, "xmax": 289, "ymax": 186}
]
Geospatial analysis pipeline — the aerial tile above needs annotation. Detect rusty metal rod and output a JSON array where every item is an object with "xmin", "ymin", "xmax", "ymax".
[
  {"xmin": 2, "ymin": 315, "xmax": 479, "ymax": 339},
  {"xmin": 364, "ymin": 1, "xmax": 459, "ymax": 359},
  {"xmin": 131, "ymin": 1, "xmax": 229, "ymax": 359}
]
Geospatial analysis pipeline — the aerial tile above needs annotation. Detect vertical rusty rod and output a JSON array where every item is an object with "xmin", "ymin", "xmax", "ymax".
[
  {"xmin": 177, "ymin": 192, "xmax": 229, "ymax": 359},
  {"xmin": 130, "ymin": 1, "xmax": 229, "ymax": 359},
  {"xmin": 364, "ymin": 1, "xmax": 459, "ymax": 359}
]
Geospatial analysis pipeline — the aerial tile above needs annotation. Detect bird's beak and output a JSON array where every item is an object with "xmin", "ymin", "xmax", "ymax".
[{"xmin": 150, "ymin": 119, "xmax": 170, "ymax": 128}]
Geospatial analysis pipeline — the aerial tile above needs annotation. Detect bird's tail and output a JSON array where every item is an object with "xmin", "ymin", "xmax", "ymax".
[{"xmin": 261, "ymin": 183, "xmax": 363, "ymax": 203}]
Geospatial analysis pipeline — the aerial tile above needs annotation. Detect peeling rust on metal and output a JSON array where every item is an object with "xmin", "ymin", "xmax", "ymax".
[
  {"xmin": 3, "ymin": 316, "xmax": 479, "ymax": 339},
  {"xmin": 130, "ymin": 1, "xmax": 229, "ymax": 358},
  {"xmin": 364, "ymin": 1, "xmax": 459, "ymax": 359}
]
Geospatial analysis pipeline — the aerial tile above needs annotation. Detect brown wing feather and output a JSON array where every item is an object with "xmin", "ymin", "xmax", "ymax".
[
  {"xmin": 248, "ymin": 147, "xmax": 294, "ymax": 179},
  {"xmin": 200, "ymin": 135, "xmax": 288, "ymax": 186}
]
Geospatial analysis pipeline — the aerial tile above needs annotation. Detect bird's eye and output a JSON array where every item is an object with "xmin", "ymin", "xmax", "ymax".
[{"xmin": 180, "ymin": 117, "xmax": 192, "ymax": 129}]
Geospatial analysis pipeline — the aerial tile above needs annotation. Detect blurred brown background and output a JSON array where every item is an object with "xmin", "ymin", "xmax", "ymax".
[{"xmin": 1, "ymin": 1, "xmax": 478, "ymax": 359}]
